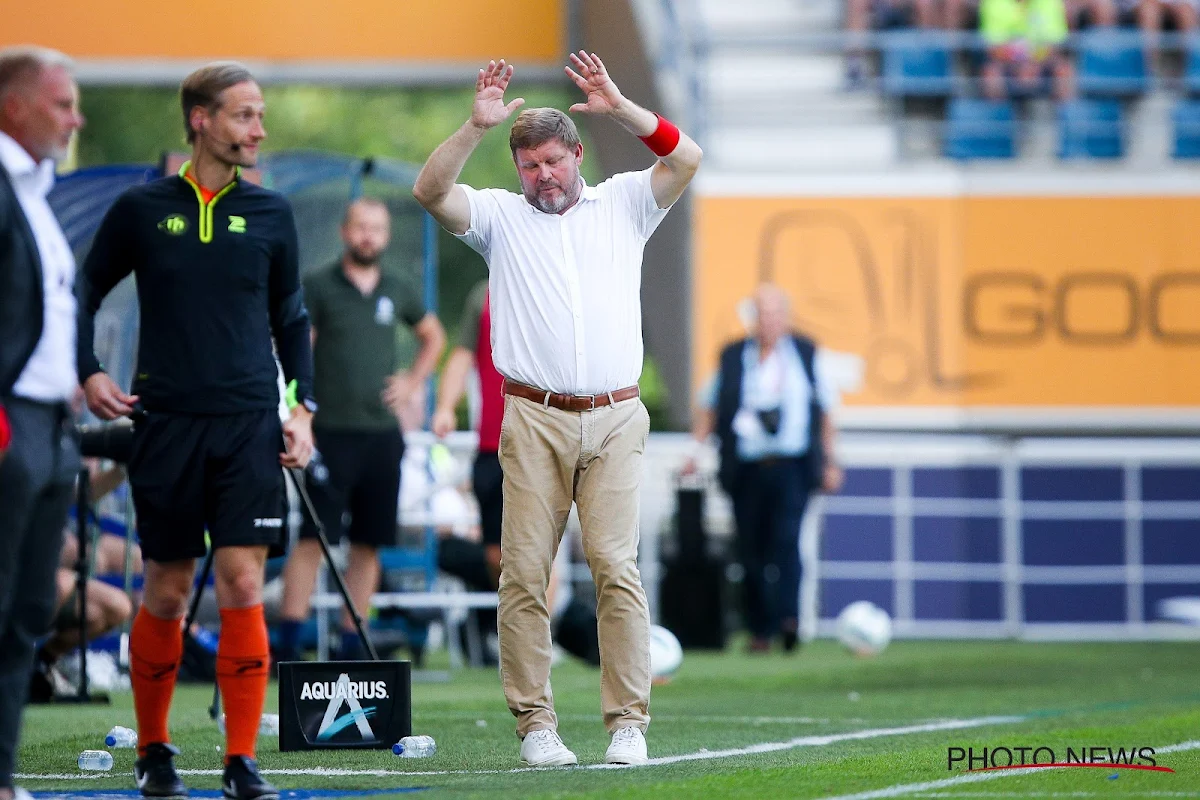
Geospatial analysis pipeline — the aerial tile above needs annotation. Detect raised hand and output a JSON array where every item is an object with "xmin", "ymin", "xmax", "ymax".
[
  {"xmin": 565, "ymin": 51, "xmax": 625, "ymax": 115},
  {"xmin": 471, "ymin": 59, "xmax": 525, "ymax": 130}
]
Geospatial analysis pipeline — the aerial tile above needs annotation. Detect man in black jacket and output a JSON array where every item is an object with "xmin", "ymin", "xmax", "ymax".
[
  {"xmin": 0, "ymin": 45, "xmax": 85, "ymax": 800},
  {"xmin": 689, "ymin": 284, "xmax": 844, "ymax": 653},
  {"xmin": 78, "ymin": 61, "xmax": 313, "ymax": 800}
]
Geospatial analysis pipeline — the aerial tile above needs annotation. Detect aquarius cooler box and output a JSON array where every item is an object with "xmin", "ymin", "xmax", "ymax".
[{"xmin": 277, "ymin": 660, "xmax": 411, "ymax": 751}]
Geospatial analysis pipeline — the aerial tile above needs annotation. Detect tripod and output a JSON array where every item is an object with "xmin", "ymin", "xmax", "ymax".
[
  {"xmin": 183, "ymin": 465, "xmax": 379, "ymax": 721},
  {"xmin": 51, "ymin": 467, "xmax": 113, "ymax": 705}
]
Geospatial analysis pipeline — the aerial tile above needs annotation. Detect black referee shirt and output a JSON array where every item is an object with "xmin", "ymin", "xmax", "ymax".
[{"xmin": 77, "ymin": 167, "xmax": 314, "ymax": 415}]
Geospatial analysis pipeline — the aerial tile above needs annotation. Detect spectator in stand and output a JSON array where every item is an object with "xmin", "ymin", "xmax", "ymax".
[
  {"xmin": 1129, "ymin": 0, "xmax": 1198, "ymax": 32},
  {"xmin": 845, "ymin": 0, "xmax": 948, "ymax": 87},
  {"xmin": 945, "ymin": 0, "xmax": 981, "ymax": 27},
  {"xmin": 937, "ymin": 1, "xmax": 1117, "ymax": 32},
  {"xmin": 1129, "ymin": 0, "xmax": 1198, "ymax": 72},
  {"xmin": 1065, "ymin": 0, "xmax": 1119, "ymax": 27},
  {"xmin": 980, "ymin": 0, "xmax": 1075, "ymax": 100}
]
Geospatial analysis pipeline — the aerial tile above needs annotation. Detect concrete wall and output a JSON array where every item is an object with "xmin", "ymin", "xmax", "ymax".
[{"xmin": 575, "ymin": 0, "xmax": 695, "ymax": 429}]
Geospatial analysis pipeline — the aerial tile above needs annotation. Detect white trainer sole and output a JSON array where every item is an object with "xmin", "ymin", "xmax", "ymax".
[
  {"xmin": 605, "ymin": 752, "xmax": 648, "ymax": 765},
  {"xmin": 521, "ymin": 753, "xmax": 579, "ymax": 767}
]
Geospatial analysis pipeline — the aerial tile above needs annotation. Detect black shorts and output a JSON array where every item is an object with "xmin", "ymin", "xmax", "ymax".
[
  {"xmin": 128, "ymin": 410, "xmax": 286, "ymax": 563},
  {"xmin": 472, "ymin": 450, "xmax": 502, "ymax": 548},
  {"xmin": 300, "ymin": 427, "xmax": 403, "ymax": 548}
]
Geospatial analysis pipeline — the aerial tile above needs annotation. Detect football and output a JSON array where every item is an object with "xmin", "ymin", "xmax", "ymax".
[
  {"xmin": 649, "ymin": 624, "xmax": 684, "ymax": 678},
  {"xmin": 836, "ymin": 601, "xmax": 893, "ymax": 656}
]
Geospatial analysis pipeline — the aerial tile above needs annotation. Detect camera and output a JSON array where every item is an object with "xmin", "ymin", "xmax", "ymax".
[
  {"xmin": 77, "ymin": 405, "xmax": 145, "ymax": 464},
  {"xmin": 78, "ymin": 421, "xmax": 135, "ymax": 463}
]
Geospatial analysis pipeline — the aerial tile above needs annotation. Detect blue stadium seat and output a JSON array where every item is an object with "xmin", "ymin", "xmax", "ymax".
[
  {"xmin": 1057, "ymin": 100, "xmax": 1124, "ymax": 159},
  {"xmin": 1185, "ymin": 39, "xmax": 1200, "ymax": 95},
  {"xmin": 881, "ymin": 32, "xmax": 954, "ymax": 97},
  {"xmin": 1076, "ymin": 30, "xmax": 1148, "ymax": 97},
  {"xmin": 1172, "ymin": 100, "xmax": 1200, "ymax": 158},
  {"xmin": 944, "ymin": 99, "xmax": 1016, "ymax": 159}
]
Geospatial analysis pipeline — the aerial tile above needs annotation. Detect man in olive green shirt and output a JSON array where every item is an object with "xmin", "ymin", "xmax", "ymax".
[{"xmin": 278, "ymin": 198, "xmax": 445, "ymax": 661}]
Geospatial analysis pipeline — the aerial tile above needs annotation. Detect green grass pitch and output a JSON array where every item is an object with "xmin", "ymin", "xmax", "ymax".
[{"xmin": 15, "ymin": 639, "xmax": 1200, "ymax": 798}]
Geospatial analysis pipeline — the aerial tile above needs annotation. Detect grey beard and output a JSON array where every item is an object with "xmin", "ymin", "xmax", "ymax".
[{"xmin": 529, "ymin": 184, "xmax": 579, "ymax": 214}]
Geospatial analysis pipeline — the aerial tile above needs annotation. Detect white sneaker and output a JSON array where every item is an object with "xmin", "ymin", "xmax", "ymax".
[
  {"xmin": 520, "ymin": 728, "xmax": 578, "ymax": 767},
  {"xmin": 605, "ymin": 725, "xmax": 648, "ymax": 765}
]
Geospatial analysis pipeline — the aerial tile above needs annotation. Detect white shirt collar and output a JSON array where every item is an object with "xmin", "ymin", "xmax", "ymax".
[
  {"xmin": 0, "ymin": 131, "xmax": 56, "ymax": 197},
  {"xmin": 523, "ymin": 177, "xmax": 600, "ymax": 215}
]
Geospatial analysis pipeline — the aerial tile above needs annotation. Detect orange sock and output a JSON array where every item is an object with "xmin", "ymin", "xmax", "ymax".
[
  {"xmin": 130, "ymin": 607, "xmax": 184, "ymax": 755},
  {"xmin": 217, "ymin": 604, "xmax": 270, "ymax": 762}
]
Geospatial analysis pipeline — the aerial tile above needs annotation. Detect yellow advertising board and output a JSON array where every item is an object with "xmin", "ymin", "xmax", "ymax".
[
  {"xmin": 0, "ymin": 0, "xmax": 562, "ymax": 64},
  {"xmin": 694, "ymin": 187, "xmax": 1200, "ymax": 418}
]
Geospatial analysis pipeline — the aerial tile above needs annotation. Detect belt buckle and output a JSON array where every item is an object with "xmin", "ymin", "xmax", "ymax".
[{"xmin": 582, "ymin": 394, "xmax": 597, "ymax": 410}]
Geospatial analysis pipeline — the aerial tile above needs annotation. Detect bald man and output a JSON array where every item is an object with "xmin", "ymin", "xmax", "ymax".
[
  {"xmin": 691, "ymin": 284, "xmax": 844, "ymax": 654},
  {"xmin": 278, "ymin": 198, "xmax": 446, "ymax": 662}
]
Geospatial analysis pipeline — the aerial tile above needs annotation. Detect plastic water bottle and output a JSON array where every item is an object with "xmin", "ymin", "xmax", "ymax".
[
  {"xmin": 189, "ymin": 624, "xmax": 219, "ymax": 654},
  {"xmin": 78, "ymin": 750, "xmax": 114, "ymax": 771},
  {"xmin": 392, "ymin": 735, "xmax": 436, "ymax": 757},
  {"xmin": 104, "ymin": 725, "xmax": 137, "ymax": 748}
]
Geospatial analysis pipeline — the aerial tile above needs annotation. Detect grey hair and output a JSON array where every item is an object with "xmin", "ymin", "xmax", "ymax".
[
  {"xmin": 0, "ymin": 46, "xmax": 74, "ymax": 106},
  {"xmin": 754, "ymin": 283, "xmax": 792, "ymax": 312}
]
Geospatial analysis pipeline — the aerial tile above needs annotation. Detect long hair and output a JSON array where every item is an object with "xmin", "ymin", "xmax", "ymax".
[{"xmin": 180, "ymin": 61, "xmax": 256, "ymax": 144}]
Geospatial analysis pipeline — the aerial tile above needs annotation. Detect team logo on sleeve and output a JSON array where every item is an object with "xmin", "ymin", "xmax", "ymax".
[
  {"xmin": 158, "ymin": 214, "xmax": 189, "ymax": 235},
  {"xmin": 375, "ymin": 297, "xmax": 395, "ymax": 325}
]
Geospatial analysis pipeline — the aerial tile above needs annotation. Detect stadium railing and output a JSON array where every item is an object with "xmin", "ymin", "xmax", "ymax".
[{"xmin": 667, "ymin": 432, "xmax": 1200, "ymax": 643}]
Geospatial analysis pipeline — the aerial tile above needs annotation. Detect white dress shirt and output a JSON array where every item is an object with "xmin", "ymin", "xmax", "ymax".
[
  {"xmin": 0, "ymin": 132, "xmax": 77, "ymax": 402},
  {"xmin": 455, "ymin": 167, "xmax": 670, "ymax": 395}
]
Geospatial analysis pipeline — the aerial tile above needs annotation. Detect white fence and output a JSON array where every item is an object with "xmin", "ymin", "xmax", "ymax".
[{"xmin": 298, "ymin": 430, "xmax": 1200, "ymax": 647}]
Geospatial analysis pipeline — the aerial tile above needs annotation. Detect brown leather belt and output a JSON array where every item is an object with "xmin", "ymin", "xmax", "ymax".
[{"xmin": 503, "ymin": 380, "xmax": 640, "ymax": 412}]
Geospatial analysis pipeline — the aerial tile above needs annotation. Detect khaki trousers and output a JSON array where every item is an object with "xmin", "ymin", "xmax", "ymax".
[{"xmin": 497, "ymin": 393, "xmax": 651, "ymax": 737}]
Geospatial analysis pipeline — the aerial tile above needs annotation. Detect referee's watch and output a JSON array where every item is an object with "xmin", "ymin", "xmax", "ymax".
[{"xmin": 298, "ymin": 395, "xmax": 319, "ymax": 414}]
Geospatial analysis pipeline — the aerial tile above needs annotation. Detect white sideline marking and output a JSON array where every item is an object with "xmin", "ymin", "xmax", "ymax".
[
  {"xmin": 16, "ymin": 714, "xmax": 1022, "ymax": 781},
  {"xmin": 591, "ymin": 716, "xmax": 1025, "ymax": 770},
  {"xmin": 435, "ymin": 710, "xmax": 876, "ymax": 725},
  {"xmin": 817, "ymin": 740, "xmax": 1200, "ymax": 800},
  {"xmin": 907, "ymin": 793, "xmax": 1200, "ymax": 798}
]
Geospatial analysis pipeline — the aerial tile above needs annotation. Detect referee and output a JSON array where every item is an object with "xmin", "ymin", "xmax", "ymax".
[
  {"xmin": 278, "ymin": 197, "xmax": 445, "ymax": 662},
  {"xmin": 78, "ymin": 62, "xmax": 312, "ymax": 800}
]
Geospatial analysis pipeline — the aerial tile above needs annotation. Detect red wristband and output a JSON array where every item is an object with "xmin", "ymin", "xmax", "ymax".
[
  {"xmin": 0, "ymin": 403, "xmax": 11, "ymax": 454},
  {"xmin": 639, "ymin": 114, "xmax": 681, "ymax": 158}
]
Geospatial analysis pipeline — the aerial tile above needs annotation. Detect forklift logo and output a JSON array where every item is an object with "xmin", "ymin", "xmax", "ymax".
[
  {"xmin": 758, "ymin": 208, "xmax": 997, "ymax": 398},
  {"xmin": 310, "ymin": 673, "xmax": 379, "ymax": 742}
]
